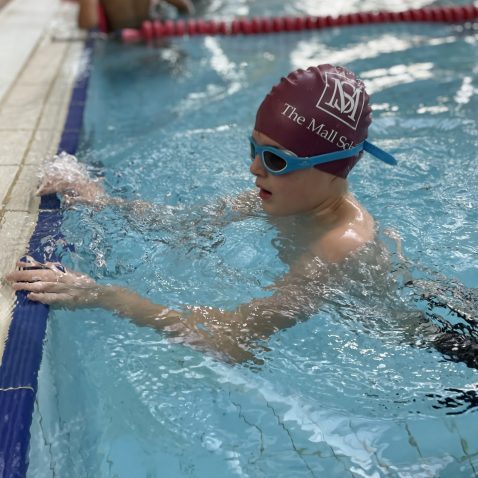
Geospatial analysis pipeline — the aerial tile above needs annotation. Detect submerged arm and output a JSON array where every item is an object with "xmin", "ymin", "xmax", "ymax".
[
  {"xmin": 37, "ymin": 153, "xmax": 260, "ymax": 229},
  {"xmin": 6, "ymin": 256, "xmax": 326, "ymax": 363}
]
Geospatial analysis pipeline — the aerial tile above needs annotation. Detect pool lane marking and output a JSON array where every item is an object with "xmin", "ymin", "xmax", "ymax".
[{"xmin": 0, "ymin": 386, "xmax": 35, "ymax": 392}]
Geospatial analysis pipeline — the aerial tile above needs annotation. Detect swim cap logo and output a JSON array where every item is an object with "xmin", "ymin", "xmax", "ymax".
[{"xmin": 315, "ymin": 72, "xmax": 364, "ymax": 130}]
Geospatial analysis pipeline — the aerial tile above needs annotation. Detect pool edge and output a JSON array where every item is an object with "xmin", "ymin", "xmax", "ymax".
[{"xmin": 0, "ymin": 1, "xmax": 92, "ymax": 476}]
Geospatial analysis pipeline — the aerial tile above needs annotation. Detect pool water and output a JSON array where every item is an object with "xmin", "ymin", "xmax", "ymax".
[{"xmin": 28, "ymin": 1, "xmax": 478, "ymax": 476}]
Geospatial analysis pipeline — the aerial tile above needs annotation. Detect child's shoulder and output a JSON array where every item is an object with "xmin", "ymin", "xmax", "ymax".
[{"xmin": 312, "ymin": 202, "xmax": 376, "ymax": 263}]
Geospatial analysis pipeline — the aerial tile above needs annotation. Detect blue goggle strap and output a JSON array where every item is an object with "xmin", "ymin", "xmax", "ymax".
[
  {"xmin": 305, "ymin": 143, "xmax": 364, "ymax": 167},
  {"xmin": 363, "ymin": 140, "xmax": 398, "ymax": 166},
  {"xmin": 303, "ymin": 141, "xmax": 397, "ymax": 168}
]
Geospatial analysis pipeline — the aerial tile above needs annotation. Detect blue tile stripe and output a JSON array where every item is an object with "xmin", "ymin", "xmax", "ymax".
[{"xmin": 0, "ymin": 35, "xmax": 94, "ymax": 478}]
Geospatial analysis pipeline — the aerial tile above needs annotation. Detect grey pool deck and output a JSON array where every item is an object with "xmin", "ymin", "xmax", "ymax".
[{"xmin": 0, "ymin": 0, "xmax": 83, "ymax": 361}]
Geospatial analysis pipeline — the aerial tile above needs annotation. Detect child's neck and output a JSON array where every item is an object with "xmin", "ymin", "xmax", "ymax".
[
  {"xmin": 270, "ymin": 194, "xmax": 351, "ymax": 248},
  {"xmin": 310, "ymin": 193, "xmax": 350, "ymax": 225}
]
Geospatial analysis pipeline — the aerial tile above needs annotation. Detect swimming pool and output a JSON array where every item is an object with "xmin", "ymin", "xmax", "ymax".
[{"xmin": 27, "ymin": 1, "xmax": 478, "ymax": 476}]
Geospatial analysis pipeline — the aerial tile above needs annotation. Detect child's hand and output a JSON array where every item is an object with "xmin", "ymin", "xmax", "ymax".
[
  {"xmin": 5, "ymin": 260, "xmax": 101, "ymax": 308},
  {"xmin": 36, "ymin": 152, "xmax": 106, "ymax": 205},
  {"xmin": 37, "ymin": 179, "xmax": 106, "ymax": 206}
]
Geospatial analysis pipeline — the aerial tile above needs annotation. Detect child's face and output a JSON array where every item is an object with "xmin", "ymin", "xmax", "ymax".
[{"xmin": 250, "ymin": 130, "xmax": 341, "ymax": 217}]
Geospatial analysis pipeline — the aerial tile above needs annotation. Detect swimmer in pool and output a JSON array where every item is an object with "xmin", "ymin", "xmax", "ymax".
[
  {"xmin": 7, "ymin": 64, "xmax": 397, "ymax": 362},
  {"xmin": 77, "ymin": 0, "xmax": 194, "ymax": 32}
]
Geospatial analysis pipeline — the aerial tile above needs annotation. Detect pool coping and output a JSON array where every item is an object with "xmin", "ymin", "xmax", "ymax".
[
  {"xmin": 0, "ymin": 0, "xmax": 82, "ymax": 363},
  {"xmin": 0, "ymin": 0, "xmax": 88, "ymax": 475}
]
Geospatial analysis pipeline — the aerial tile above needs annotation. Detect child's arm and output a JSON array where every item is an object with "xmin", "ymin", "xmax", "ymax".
[
  {"xmin": 77, "ymin": 0, "xmax": 99, "ymax": 30},
  {"xmin": 6, "ymin": 256, "xmax": 326, "ymax": 363},
  {"xmin": 36, "ymin": 154, "xmax": 261, "ymax": 227}
]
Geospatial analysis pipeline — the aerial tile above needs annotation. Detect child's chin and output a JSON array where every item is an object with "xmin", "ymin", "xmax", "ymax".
[{"xmin": 262, "ymin": 204, "xmax": 288, "ymax": 217}]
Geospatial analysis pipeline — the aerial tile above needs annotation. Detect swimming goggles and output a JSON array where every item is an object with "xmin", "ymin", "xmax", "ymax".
[{"xmin": 249, "ymin": 136, "xmax": 397, "ymax": 175}]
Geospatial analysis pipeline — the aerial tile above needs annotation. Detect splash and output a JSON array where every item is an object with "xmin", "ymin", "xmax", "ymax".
[{"xmin": 36, "ymin": 152, "xmax": 93, "ymax": 196}]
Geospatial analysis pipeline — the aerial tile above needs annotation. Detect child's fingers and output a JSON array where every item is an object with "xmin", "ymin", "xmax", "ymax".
[
  {"xmin": 15, "ymin": 259, "xmax": 42, "ymax": 269},
  {"xmin": 35, "ymin": 177, "xmax": 72, "ymax": 197},
  {"xmin": 35, "ymin": 182, "xmax": 54, "ymax": 196},
  {"xmin": 6, "ymin": 269, "xmax": 60, "ymax": 283},
  {"xmin": 43, "ymin": 262, "xmax": 66, "ymax": 272},
  {"xmin": 12, "ymin": 281, "xmax": 63, "ymax": 293},
  {"xmin": 27, "ymin": 292, "xmax": 68, "ymax": 305},
  {"xmin": 15, "ymin": 259, "xmax": 63, "ymax": 269},
  {"xmin": 7, "ymin": 270, "xmax": 50, "ymax": 282}
]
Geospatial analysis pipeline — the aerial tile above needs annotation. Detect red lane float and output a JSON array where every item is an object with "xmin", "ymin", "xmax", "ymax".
[{"xmin": 120, "ymin": 5, "xmax": 478, "ymax": 42}]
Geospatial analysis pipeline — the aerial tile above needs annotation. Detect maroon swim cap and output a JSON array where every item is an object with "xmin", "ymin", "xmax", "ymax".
[{"xmin": 254, "ymin": 64, "xmax": 372, "ymax": 178}]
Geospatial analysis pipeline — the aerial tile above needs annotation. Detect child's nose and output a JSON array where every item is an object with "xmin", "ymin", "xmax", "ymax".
[{"xmin": 250, "ymin": 155, "xmax": 266, "ymax": 176}]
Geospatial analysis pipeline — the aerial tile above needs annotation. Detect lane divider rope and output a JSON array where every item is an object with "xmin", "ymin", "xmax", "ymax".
[{"xmin": 119, "ymin": 5, "xmax": 478, "ymax": 42}]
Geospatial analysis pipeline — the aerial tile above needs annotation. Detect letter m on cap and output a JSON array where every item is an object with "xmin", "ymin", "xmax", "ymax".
[{"xmin": 315, "ymin": 72, "xmax": 365, "ymax": 130}]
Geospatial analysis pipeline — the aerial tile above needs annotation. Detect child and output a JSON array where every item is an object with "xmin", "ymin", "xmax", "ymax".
[
  {"xmin": 7, "ymin": 64, "xmax": 396, "ymax": 362},
  {"xmin": 77, "ymin": 0, "xmax": 194, "ymax": 32}
]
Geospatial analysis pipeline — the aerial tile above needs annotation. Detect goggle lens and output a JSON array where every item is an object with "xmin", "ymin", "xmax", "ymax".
[
  {"xmin": 263, "ymin": 151, "xmax": 287, "ymax": 172},
  {"xmin": 250, "ymin": 140, "xmax": 288, "ymax": 173}
]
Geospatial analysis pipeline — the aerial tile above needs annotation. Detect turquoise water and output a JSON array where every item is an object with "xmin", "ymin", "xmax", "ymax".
[{"xmin": 29, "ymin": 1, "xmax": 478, "ymax": 477}]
